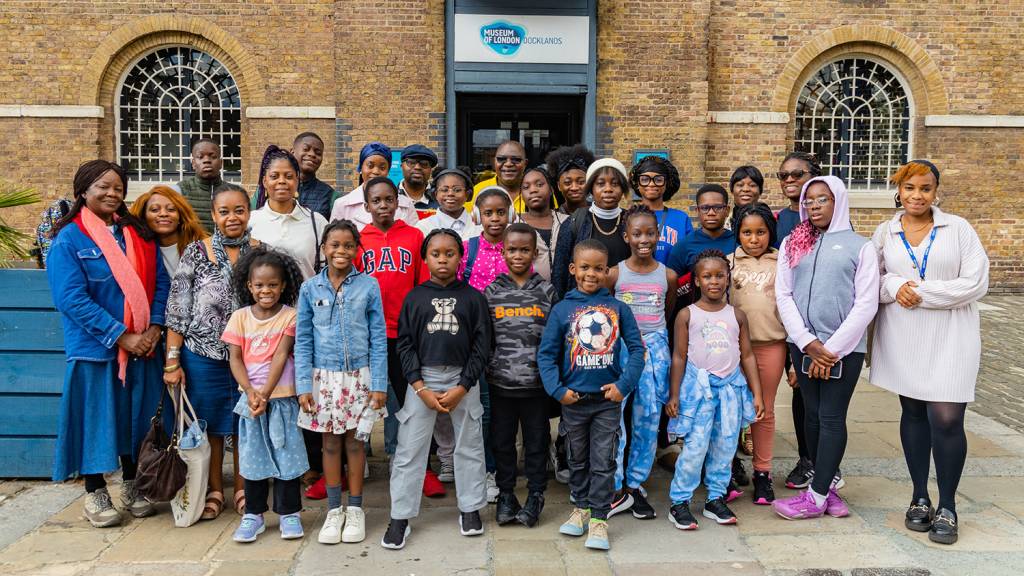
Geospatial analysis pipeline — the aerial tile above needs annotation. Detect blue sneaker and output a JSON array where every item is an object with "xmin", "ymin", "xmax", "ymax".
[
  {"xmin": 280, "ymin": 513, "xmax": 304, "ymax": 540},
  {"xmin": 233, "ymin": 514, "xmax": 265, "ymax": 543},
  {"xmin": 584, "ymin": 519, "xmax": 609, "ymax": 550}
]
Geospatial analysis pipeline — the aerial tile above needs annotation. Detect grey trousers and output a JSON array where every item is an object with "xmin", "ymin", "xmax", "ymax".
[
  {"xmin": 434, "ymin": 413, "xmax": 455, "ymax": 465},
  {"xmin": 389, "ymin": 366, "xmax": 487, "ymax": 519}
]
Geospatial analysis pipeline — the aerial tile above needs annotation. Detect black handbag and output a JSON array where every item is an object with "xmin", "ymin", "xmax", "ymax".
[{"xmin": 134, "ymin": 390, "xmax": 187, "ymax": 502}]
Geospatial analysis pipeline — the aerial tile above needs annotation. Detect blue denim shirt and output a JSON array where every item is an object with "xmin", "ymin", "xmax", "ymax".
[
  {"xmin": 295, "ymin": 268, "xmax": 388, "ymax": 394},
  {"xmin": 46, "ymin": 223, "xmax": 170, "ymax": 362}
]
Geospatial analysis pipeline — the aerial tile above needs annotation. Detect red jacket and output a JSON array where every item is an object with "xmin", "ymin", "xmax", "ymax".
[{"xmin": 356, "ymin": 220, "xmax": 429, "ymax": 338}]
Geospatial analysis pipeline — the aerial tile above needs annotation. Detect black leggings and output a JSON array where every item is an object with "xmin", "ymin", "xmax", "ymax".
[
  {"xmin": 899, "ymin": 396, "xmax": 967, "ymax": 515},
  {"xmin": 790, "ymin": 346, "xmax": 864, "ymax": 495},
  {"xmin": 787, "ymin": 352, "xmax": 811, "ymax": 460},
  {"xmin": 84, "ymin": 455, "xmax": 137, "ymax": 493},
  {"xmin": 245, "ymin": 477, "xmax": 302, "ymax": 516}
]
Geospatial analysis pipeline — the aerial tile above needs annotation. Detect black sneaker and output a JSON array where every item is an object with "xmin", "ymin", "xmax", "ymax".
[
  {"xmin": 631, "ymin": 487, "xmax": 656, "ymax": 519},
  {"xmin": 495, "ymin": 492, "xmax": 521, "ymax": 525},
  {"xmin": 702, "ymin": 497, "xmax": 737, "ymax": 525},
  {"xmin": 732, "ymin": 456, "xmax": 750, "ymax": 487},
  {"xmin": 669, "ymin": 501, "xmax": 698, "ymax": 530},
  {"xmin": 905, "ymin": 498, "xmax": 934, "ymax": 532},
  {"xmin": 516, "ymin": 491, "xmax": 545, "ymax": 528},
  {"xmin": 785, "ymin": 457, "xmax": 814, "ymax": 489},
  {"xmin": 752, "ymin": 471, "xmax": 775, "ymax": 505},
  {"xmin": 929, "ymin": 508, "xmax": 958, "ymax": 545},
  {"xmin": 607, "ymin": 489, "xmax": 635, "ymax": 518},
  {"xmin": 725, "ymin": 478, "xmax": 744, "ymax": 502},
  {"xmin": 459, "ymin": 510, "xmax": 484, "ymax": 536},
  {"xmin": 381, "ymin": 518, "xmax": 410, "ymax": 549}
]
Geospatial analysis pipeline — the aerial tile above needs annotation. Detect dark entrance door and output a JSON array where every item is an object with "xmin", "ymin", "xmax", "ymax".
[{"xmin": 456, "ymin": 93, "xmax": 584, "ymax": 177}]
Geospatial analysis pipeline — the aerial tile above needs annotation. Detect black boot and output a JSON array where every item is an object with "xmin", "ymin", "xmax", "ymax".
[
  {"xmin": 516, "ymin": 491, "xmax": 545, "ymax": 527},
  {"xmin": 495, "ymin": 491, "xmax": 522, "ymax": 525}
]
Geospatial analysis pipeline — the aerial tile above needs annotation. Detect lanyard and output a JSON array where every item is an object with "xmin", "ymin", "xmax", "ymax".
[{"xmin": 898, "ymin": 226, "xmax": 937, "ymax": 281}]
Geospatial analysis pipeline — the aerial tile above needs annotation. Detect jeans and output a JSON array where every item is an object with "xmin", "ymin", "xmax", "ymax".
[
  {"xmin": 491, "ymin": 392, "xmax": 550, "ymax": 493},
  {"xmin": 562, "ymin": 397, "xmax": 620, "ymax": 520},
  {"xmin": 790, "ymin": 346, "xmax": 864, "ymax": 495}
]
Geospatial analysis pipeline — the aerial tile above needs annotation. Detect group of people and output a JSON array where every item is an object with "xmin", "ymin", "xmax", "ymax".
[{"xmin": 45, "ymin": 132, "xmax": 989, "ymax": 553}]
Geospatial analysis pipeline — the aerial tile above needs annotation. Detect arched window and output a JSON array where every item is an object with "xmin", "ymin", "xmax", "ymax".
[
  {"xmin": 794, "ymin": 57, "xmax": 912, "ymax": 190},
  {"xmin": 117, "ymin": 47, "xmax": 242, "ymax": 185}
]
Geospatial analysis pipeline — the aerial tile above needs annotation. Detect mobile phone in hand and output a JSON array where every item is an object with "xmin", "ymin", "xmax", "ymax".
[{"xmin": 801, "ymin": 355, "xmax": 844, "ymax": 380}]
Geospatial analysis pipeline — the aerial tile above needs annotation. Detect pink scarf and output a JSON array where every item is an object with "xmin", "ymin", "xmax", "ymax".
[{"xmin": 75, "ymin": 207, "xmax": 153, "ymax": 381}]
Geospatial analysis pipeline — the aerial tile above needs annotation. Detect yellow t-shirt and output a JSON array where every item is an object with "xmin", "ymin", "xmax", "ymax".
[{"xmin": 468, "ymin": 176, "xmax": 558, "ymax": 214}]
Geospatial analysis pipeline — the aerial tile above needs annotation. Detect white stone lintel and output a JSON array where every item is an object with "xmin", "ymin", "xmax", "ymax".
[
  {"xmin": 0, "ymin": 105, "xmax": 104, "ymax": 118},
  {"xmin": 245, "ymin": 106, "xmax": 336, "ymax": 119},
  {"xmin": 707, "ymin": 111, "xmax": 790, "ymax": 124},
  {"xmin": 925, "ymin": 115, "xmax": 1024, "ymax": 128}
]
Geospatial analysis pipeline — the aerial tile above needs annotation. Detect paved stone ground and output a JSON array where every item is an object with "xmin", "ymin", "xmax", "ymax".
[
  {"xmin": 1, "ymin": 297, "xmax": 1021, "ymax": 576},
  {"xmin": 973, "ymin": 296, "xmax": 1024, "ymax": 433}
]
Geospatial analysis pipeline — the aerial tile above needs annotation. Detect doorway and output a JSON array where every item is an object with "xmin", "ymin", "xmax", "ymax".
[{"xmin": 456, "ymin": 93, "xmax": 584, "ymax": 179}]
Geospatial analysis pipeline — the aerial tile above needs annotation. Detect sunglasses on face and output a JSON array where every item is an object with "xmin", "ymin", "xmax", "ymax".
[
  {"xmin": 495, "ymin": 156, "xmax": 524, "ymax": 165},
  {"xmin": 777, "ymin": 169, "xmax": 809, "ymax": 181},
  {"xmin": 638, "ymin": 175, "xmax": 666, "ymax": 186},
  {"xmin": 696, "ymin": 204, "xmax": 728, "ymax": 214}
]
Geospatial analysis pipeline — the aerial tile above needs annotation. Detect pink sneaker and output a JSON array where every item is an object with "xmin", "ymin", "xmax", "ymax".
[
  {"xmin": 825, "ymin": 488, "xmax": 849, "ymax": 518},
  {"xmin": 773, "ymin": 490, "xmax": 827, "ymax": 520}
]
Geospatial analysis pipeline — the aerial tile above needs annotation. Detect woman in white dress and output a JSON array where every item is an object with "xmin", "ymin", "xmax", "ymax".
[{"xmin": 869, "ymin": 160, "xmax": 989, "ymax": 546}]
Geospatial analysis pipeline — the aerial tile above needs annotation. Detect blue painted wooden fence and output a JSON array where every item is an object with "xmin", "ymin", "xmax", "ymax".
[{"xmin": 0, "ymin": 269, "xmax": 63, "ymax": 478}]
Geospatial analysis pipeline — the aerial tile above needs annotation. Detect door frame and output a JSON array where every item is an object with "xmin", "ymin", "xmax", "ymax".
[{"xmin": 444, "ymin": 0, "xmax": 598, "ymax": 168}]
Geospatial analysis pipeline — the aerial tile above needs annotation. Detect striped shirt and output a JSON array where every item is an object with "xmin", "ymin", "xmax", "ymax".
[{"xmin": 869, "ymin": 207, "xmax": 990, "ymax": 403}]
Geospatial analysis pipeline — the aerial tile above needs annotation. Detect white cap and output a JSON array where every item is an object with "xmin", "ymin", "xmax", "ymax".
[{"xmin": 586, "ymin": 157, "xmax": 629, "ymax": 182}]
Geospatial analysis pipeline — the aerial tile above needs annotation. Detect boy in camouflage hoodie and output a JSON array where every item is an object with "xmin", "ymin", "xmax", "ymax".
[{"xmin": 484, "ymin": 223, "xmax": 557, "ymax": 528}]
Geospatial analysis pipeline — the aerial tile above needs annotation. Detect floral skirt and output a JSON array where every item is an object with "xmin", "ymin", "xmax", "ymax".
[{"xmin": 297, "ymin": 367, "xmax": 385, "ymax": 435}]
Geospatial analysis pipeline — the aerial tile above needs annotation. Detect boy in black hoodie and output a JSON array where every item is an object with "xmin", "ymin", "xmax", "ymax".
[
  {"xmin": 485, "ymin": 223, "xmax": 558, "ymax": 528},
  {"xmin": 538, "ymin": 239, "xmax": 645, "ymax": 551},
  {"xmin": 383, "ymin": 229, "xmax": 492, "ymax": 550}
]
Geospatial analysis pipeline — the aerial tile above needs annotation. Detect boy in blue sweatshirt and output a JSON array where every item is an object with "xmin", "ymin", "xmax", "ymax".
[{"xmin": 538, "ymin": 239, "xmax": 645, "ymax": 551}]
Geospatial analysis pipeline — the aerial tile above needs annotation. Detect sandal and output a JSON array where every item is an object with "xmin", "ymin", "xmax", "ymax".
[
  {"xmin": 233, "ymin": 489, "xmax": 246, "ymax": 515},
  {"xmin": 201, "ymin": 490, "xmax": 224, "ymax": 520}
]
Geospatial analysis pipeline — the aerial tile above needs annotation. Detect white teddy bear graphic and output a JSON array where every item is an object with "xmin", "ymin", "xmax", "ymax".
[{"xmin": 426, "ymin": 297, "xmax": 459, "ymax": 335}]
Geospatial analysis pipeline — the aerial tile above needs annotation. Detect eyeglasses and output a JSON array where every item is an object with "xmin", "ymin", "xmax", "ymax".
[
  {"xmin": 800, "ymin": 196, "xmax": 832, "ymax": 208},
  {"xmin": 638, "ymin": 175, "xmax": 666, "ymax": 186},
  {"xmin": 696, "ymin": 204, "xmax": 728, "ymax": 214},
  {"xmin": 436, "ymin": 186, "xmax": 467, "ymax": 195},
  {"xmin": 495, "ymin": 156, "xmax": 524, "ymax": 165},
  {"xmin": 403, "ymin": 158, "xmax": 433, "ymax": 168},
  {"xmin": 777, "ymin": 169, "xmax": 809, "ymax": 181}
]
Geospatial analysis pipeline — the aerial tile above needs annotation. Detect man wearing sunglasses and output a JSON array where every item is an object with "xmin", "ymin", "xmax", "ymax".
[
  {"xmin": 400, "ymin": 144, "xmax": 440, "ymax": 219},
  {"xmin": 470, "ymin": 140, "xmax": 529, "ymax": 213}
]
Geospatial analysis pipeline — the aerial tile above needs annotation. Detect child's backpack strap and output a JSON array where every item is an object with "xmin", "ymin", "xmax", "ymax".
[
  {"xmin": 570, "ymin": 206, "xmax": 589, "ymax": 240},
  {"xmin": 462, "ymin": 236, "xmax": 480, "ymax": 282}
]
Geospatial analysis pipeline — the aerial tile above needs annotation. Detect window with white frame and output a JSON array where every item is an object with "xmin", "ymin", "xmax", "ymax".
[
  {"xmin": 794, "ymin": 57, "xmax": 911, "ymax": 191},
  {"xmin": 117, "ymin": 47, "xmax": 242, "ymax": 185}
]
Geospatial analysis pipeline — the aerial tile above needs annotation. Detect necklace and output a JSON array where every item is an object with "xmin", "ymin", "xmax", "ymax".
[
  {"xmin": 901, "ymin": 215, "xmax": 933, "ymax": 233},
  {"xmin": 592, "ymin": 213, "xmax": 621, "ymax": 235}
]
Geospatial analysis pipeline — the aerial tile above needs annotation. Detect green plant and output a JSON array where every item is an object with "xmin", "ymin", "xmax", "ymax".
[{"xmin": 0, "ymin": 181, "xmax": 41, "ymax": 264}]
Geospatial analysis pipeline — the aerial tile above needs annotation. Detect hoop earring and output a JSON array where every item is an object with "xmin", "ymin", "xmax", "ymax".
[{"xmin": 893, "ymin": 192, "xmax": 902, "ymax": 209}]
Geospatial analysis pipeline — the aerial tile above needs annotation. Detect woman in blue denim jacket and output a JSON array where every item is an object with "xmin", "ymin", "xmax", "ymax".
[
  {"xmin": 296, "ymin": 220, "xmax": 388, "ymax": 544},
  {"xmin": 47, "ymin": 160, "xmax": 170, "ymax": 528}
]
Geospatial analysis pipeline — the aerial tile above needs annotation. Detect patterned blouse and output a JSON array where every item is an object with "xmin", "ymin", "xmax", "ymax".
[{"xmin": 166, "ymin": 241, "xmax": 236, "ymax": 361}]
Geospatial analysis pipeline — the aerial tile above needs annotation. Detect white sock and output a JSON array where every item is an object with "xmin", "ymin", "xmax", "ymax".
[{"xmin": 808, "ymin": 487, "xmax": 827, "ymax": 507}]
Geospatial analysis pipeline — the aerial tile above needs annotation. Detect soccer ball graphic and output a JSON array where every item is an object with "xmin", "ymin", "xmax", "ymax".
[{"xmin": 576, "ymin": 309, "xmax": 615, "ymax": 353}]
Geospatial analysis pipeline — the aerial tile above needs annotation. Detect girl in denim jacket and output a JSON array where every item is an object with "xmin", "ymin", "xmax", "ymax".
[{"xmin": 296, "ymin": 220, "xmax": 388, "ymax": 545}]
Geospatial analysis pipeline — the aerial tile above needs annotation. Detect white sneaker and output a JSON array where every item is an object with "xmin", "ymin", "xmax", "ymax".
[
  {"xmin": 318, "ymin": 507, "xmax": 344, "ymax": 544},
  {"xmin": 84, "ymin": 488, "xmax": 122, "ymax": 528},
  {"xmin": 342, "ymin": 506, "xmax": 366, "ymax": 543},
  {"xmin": 486, "ymin": 472, "xmax": 499, "ymax": 504},
  {"xmin": 119, "ymin": 479, "xmax": 155, "ymax": 518}
]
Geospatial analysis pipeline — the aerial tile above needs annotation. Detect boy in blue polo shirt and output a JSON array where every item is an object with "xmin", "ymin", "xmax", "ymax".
[{"xmin": 666, "ymin": 184, "xmax": 736, "ymax": 279}]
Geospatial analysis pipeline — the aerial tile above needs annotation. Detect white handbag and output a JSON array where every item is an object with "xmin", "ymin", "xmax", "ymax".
[{"xmin": 169, "ymin": 387, "xmax": 211, "ymax": 528}]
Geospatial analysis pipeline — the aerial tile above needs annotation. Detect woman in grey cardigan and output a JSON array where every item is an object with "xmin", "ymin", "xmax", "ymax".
[{"xmin": 870, "ymin": 160, "xmax": 989, "ymax": 545}]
